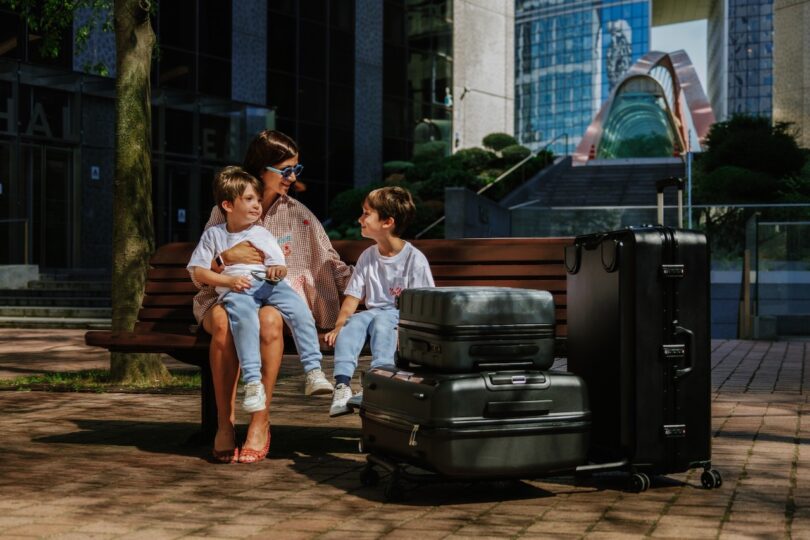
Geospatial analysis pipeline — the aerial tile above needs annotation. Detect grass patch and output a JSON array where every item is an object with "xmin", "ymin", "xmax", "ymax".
[{"xmin": 0, "ymin": 369, "xmax": 201, "ymax": 393}]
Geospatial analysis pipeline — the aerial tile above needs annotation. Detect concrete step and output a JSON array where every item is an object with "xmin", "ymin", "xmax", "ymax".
[
  {"xmin": 0, "ymin": 296, "xmax": 111, "ymax": 308},
  {"xmin": 0, "ymin": 306, "xmax": 112, "ymax": 318},
  {"xmin": 0, "ymin": 288, "xmax": 111, "ymax": 298},
  {"xmin": 0, "ymin": 316, "xmax": 111, "ymax": 329},
  {"xmin": 26, "ymin": 280, "xmax": 111, "ymax": 291}
]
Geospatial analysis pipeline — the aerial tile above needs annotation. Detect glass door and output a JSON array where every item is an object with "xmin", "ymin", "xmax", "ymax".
[
  {"xmin": 22, "ymin": 144, "xmax": 74, "ymax": 270},
  {"xmin": 0, "ymin": 140, "xmax": 27, "ymax": 265}
]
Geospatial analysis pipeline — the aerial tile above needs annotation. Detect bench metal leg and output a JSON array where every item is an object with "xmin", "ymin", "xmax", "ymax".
[{"xmin": 200, "ymin": 361, "xmax": 217, "ymax": 444}]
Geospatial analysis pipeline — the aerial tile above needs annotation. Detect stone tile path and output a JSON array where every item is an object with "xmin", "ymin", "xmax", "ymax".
[{"xmin": 0, "ymin": 333, "xmax": 807, "ymax": 539}]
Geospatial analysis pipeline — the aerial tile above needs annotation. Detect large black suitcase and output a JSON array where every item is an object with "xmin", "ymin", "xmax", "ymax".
[
  {"xmin": 359, "ymin": 366, "xmax": 590, "ymax": 480},
  {"xmin": 565, "ymin": 221, "xmax": 717, "ymax": 489},
  {"xmin": 397, "ymin": 286, "xmax": 556, "ymax": 372}
]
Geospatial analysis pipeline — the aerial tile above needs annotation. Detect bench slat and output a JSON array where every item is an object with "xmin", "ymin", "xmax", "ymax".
[
  {"xmin": 145, "ymin": 281, "xmax": 199, "ymax": 294},
  {"xmin": 142, "ymin": 294, "xmax": 195, "ymax": 307},
  {"xmin": 148, "ymin": 267, "xmax": 195, "ymax": 280},
  {"xmin": 85, "ymin": 330, "xmax": 208, "ymax": 353},
  {"xmin": 431, "ymin": 264, "xmax": 565, "ymax": 278}
]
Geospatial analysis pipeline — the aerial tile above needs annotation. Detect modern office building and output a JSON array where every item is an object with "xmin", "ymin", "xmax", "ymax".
[
  {"xmin": 773, "ymin": 0, "xmax": 809, "ymax": 149},
  {"xmin": 0, "ymin": 0, "xmax": 514, "ymax": 274},
  {"xmin": 517, "ymin": 0, "xmax": 777, "ymax": 156},
  {"xmin": 515, "ymin": 0, "xmax": 650, "ymax": 154},
  {"xmin": 707, "ymin": 0, "xmax": 774, "ymax": 121}
]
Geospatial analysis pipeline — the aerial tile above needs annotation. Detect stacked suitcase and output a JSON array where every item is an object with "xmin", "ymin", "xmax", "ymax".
[
  {"xmin": 564, "ymin": 179, "xmax": 721, "ymax": 491},
  {"xmin": 358, "ymin": 286, "xmax": 591, "ymax": 497}
]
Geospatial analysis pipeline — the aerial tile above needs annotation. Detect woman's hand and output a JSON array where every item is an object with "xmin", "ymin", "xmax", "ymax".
[
  {"xmin": 228, "ymin": 274, "xmax": 252, "ymax": 292},
  {"xmin": 222, "ymin": 242, "xmax": 265, "ymax": 265},
  {"xmin": 324, "ymin": 326, "xmax": 342, "ymax": 347}
]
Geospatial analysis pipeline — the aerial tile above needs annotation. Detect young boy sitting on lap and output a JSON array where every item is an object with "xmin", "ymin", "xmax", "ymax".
[
  {"xmin": 188, "ymin": 166, "xmax": 325, "ymax": 414},
  {"xmin": 325, "ymin": 186, "xmax": 435, "ymax": 416}
]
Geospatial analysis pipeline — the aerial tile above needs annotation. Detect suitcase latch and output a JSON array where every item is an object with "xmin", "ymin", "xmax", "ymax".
[
  {"xmin": 663, "ymin": 424, "xmax": 687, "ymax": 438},
  {"xmin": 408, "ymin": 424, "xmax": 420, "ymax": 447},
  {"xmin": 661, "ymin": 264, "xmax": 685, "ymax": 278},
  {"xmin": 662, "ymin": 344, "xmax": 686, "ymax": 360}
]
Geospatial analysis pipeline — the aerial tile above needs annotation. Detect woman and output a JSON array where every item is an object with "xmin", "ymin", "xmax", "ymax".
[{"xmin": 192, "ymin": 130, "xmax": 352, "ymax": 463}]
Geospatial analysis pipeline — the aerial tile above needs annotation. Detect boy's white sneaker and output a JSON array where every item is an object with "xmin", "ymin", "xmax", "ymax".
[
  {"xmin": 330, "ymin": 383, "xmax": 353, "ymax": 417},
  {"xmin": 243, "ymin": 381, "xmax": 267, "ymax": 413},
  {"xmin": 304, "ymin": 368, "xmax": 334, "ymax": 396}
]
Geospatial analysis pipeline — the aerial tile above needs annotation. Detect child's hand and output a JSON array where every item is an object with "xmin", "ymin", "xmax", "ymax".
[
  {"xmin": 228, "ymin": 274, "xmax": 252, "ymax": 292},
  {"xmin": 266, "ymin": 265, "xmax": 287, "ymax": 282},
  {"xmin": 324, "ymin": 327, "xmax": 342, "ymax": 347}
]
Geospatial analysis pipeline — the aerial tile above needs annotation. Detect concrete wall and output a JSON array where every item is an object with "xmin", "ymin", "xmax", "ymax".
[
  {"xmin": 444, "ymin": 187, "xmax": 511, "ymax": 238},
  {"xmin": 773, "ymin": 0, "xmax": 810, "ymax": 149},
  {"xmin": 452, "ymin": 0, "xmax": 514, "ymax": 151}
]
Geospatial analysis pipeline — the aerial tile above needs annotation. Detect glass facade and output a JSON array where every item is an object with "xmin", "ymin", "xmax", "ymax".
[
  {"xmin": 382, "ymin": 0, "xmax": 452, "ymax": 162},
  {"xmin": 515, "ymin": 0, "xmax": 650, "ymax": 155},
  {"xmin": 726, "ymin": 0, "xmax": 773, "ymax": 118},
  {"xmin": 267, "ymin": 0, "xmax": 356, "ymax": 218}
]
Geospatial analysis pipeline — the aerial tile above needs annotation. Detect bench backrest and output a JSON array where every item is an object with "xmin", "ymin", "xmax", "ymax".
[{"xmin": 136, "ymin": 238, "xmax": 573, "ymax": 337}]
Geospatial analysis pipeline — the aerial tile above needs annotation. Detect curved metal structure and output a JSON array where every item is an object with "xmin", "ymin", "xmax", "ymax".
[{"xmin": 573, "ymin": 50, "xmax": 715, "ymax": 165}]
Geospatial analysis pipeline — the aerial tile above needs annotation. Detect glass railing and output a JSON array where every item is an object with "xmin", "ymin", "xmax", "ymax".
[{"xmin": 511, "ymin": 203, "xmax": 810, "ymax": 338}]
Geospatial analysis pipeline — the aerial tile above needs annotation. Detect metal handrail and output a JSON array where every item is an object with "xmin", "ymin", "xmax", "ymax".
[
  {"xmin": 0, "ymin": 218, "xmax": 30, "ymax": 264},
  {"xmin": 415, "ymin": 134, "xmax": 567, "ymax": 239}
]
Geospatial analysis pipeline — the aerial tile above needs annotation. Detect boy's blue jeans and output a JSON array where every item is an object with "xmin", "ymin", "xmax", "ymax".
[
  {"xmin": 333, "ymin": 307, "xmax": 399, "ymax": 380},
  {"xmin": 221, "ymin": 279, "xmax": 322, "ymax": 384}
]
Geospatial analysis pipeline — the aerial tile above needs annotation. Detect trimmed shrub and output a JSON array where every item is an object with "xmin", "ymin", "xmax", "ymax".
[
  {"xmin": 500, "ymin": 144, "xmax": 532, "ymax": 164},
  {"xmin": 482, "ymin": 132, "xmax": 518, "ymax": 152},
  {"xmin": 383, "ymin": 161, "xmax": 415, "ymax": 176},
  {"xmin": 448, "ymin": 147, "xmax": 497, "ymax": 174}
]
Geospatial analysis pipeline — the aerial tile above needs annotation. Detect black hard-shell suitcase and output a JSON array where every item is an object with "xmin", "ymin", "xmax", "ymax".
[
  {"xmin": 565, "ymin": 179, "xmax": 721, "ymax": 491},
  {"xmin": 397, "ymin": 286, "xmax": 556, "ymax": 372},
  {"xmin": 359, "ymin": 366, "xmax": 590, "ymax": 479}
]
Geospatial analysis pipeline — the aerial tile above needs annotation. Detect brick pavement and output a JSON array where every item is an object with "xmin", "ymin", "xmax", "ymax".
[{"xmin": 0, "ymin": 335, "xmax": 808, "ymax": 539}]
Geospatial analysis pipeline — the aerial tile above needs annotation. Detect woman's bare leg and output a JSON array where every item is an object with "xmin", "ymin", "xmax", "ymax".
[
  {"xmin": 243, "ymin": 305, "xmax": 284, "ymax": 452},
  {"xmin": 202, "ymin": 305, "xmax": 239, "ymax": 453}
]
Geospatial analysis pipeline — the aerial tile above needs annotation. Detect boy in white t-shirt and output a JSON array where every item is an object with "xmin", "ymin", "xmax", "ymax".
[
  {"xmin": 324, "ymin": 186, "xmax": 434, "ymax": 416},
  {"xmin": 188, "ymin": 166, "xmax": 324, "ymax": 414}
]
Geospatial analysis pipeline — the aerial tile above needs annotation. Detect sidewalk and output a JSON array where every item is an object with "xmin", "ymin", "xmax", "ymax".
[{"xmin": 0, "ymin": 330, "xmax": 807, "ymax": 539}]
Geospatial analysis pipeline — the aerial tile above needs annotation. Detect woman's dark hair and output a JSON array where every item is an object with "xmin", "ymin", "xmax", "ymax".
[{"xmin": 243, "ymin": 130, "xmax": 299, "ymax": 179}]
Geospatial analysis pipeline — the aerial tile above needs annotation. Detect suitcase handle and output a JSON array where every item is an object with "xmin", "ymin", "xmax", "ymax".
[
  {"xmin": 470, "ymin": 344, "xmax": 539, "ymax": 358},
  {"xmin": 673, "ymin": 325, "xmax": 694, "ymax": 379},
  {"xmin": 656, "ymin": 177, "xmax": 684, "ymax": 227},
  {"xmin": 485, "ymin": 400, "xmax": 552, "ymax": 417}
]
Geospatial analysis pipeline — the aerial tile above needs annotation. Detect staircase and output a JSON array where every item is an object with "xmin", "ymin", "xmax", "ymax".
[
  {"xmin": 0, "ymin": 271, "xmax": 111, "ymax": 329},
  {"xmin": 505, "ymin": 158, "xmax": 687, "ymax": 208}
]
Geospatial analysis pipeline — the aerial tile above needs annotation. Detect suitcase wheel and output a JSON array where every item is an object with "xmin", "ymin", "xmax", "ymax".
[
  {"xmin": 701, "ymin": 469, "xmax": 722, "ymax": 489},
  {"xmin": 384, "ymin": 469, "xmax": 403, "ymax": 501},
  {"xmin": 360, "ymin": 465, "xmax": 380, "ymax": 487},
  {"xmin": 628, "ymin": 472, "xmax": 650, "ymax": 493}
]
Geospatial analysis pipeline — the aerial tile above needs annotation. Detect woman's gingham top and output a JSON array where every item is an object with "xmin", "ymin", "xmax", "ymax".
[{"xmin": 190, "ymin": 195, "xmax": 353, "ymax": 328}]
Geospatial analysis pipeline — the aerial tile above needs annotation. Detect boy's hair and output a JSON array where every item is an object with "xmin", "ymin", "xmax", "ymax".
[
  {"xmin": 243, "ymin": 130, "xmax": 299, "ymax": 180},
  {"xmin": 213, "ymin": 166, "xmax": 261, "ymax": 213},
  {"xmin": 365, "ymin": 186, "xmax": 416, "ymax": 237}
]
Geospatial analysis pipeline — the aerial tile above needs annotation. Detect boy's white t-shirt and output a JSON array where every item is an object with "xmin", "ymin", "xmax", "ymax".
[
  {"xmin": 187, "ymin": 223, "xmax": 286, "ymax": 296},
  {"xmin": 344, "ymin": 242, "xmax": 434, "ymax": 309}
]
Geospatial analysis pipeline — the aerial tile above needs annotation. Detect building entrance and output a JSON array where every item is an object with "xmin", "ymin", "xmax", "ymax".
[{"xmin": 22, "ymin": 144, "xmax": 75, "ymax": 270}]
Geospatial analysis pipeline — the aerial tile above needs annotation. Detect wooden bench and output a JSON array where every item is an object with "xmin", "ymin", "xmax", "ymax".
[{"xmin": 85, "ymin": 237, "xmax": 573, "ymax": 441}]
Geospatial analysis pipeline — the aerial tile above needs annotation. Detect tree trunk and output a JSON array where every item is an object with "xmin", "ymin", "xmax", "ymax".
[{"xmin": 110, "ymin": 0, "xmax": 169, "ymax": 384}]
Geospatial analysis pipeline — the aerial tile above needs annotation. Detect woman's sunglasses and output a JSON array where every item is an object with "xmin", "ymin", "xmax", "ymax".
[{"xmin": 266, "ymin": 164, "xmax": 303, "ymax": 181}]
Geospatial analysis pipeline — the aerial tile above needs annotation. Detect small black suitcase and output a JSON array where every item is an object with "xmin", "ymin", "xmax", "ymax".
[
  {"xmin": 359, "ymin": 366, "xmax": 590, "ymax": 480},
  {"xmin": 397, "ymin": 286, "xmax": 556, "ymax": 372},
  {"xmin": 565, "ymin": 178, "xmax": 721, "ymax": 491}
]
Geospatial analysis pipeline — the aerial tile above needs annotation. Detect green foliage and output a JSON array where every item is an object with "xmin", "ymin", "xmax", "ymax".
[
  {"xmin": 413, "ymin": 141, "xmax": 449, "ymax": 164},
  {"xmin": 383, "ymin": 161, "xmax": 415, "ymax": 176},
  {"xmin": 482, "ymin": 132, "xmax": 518, "ymax": 152},
  {"xmin": 0, "ymin": 369, "xmax": 200, "ymax": 392},
  {"xmin": 702, "ymin": 115, "xmax": 805, "ymax": 178},
  {"xmin": 328, "ymin": 183, "xmax": 382, "ymax": 230},
  {"xmin": 415, "ymin": 166, "xmax": 482, "ymax": 200},
  {"xmin": 500, "ymin": 144, "xmax": 532, "ymax": 164},
  {"xmin": 448, "ymin": 147, "xmax": 497, "ymax": 174},
  {"xmin": 2, "ymin": 0, "xmax": 114, "ymax": 62}
]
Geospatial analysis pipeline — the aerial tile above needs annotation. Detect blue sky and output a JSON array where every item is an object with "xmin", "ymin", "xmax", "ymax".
[{"xmin": 651, "ymin": 19, "xmax": 708, "ymax": 92}]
